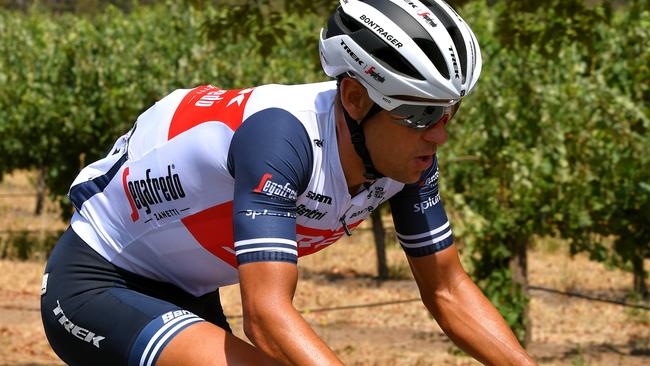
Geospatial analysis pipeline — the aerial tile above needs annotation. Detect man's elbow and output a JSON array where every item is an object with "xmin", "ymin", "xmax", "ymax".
[
  {"xmin": 242, "ymin": 299, "xmax": 290, "ymax": 346},
  {"xmin": 242, "ymin": 305, "xmax": 270, "ymax": 345},
  {"xmin": 424, "ymin": 290, "xmax": 454, "ymax": 331},
  {"xmin": 421, "ymin": 274, "xmax": 473, "ymax": 332}
]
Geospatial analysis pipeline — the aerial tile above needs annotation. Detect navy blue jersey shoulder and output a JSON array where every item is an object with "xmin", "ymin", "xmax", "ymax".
[
  {"xmin": 227, "ymin": 108, "xmax": 313, "ymax": 185},
  {"xmin": 228, "ymin": 108, "xmax": 313, "ymax": 265},
  {"xmin": 69, "ymin": 153, "xmax": 128, "ymax": 211},
  {"xmin": 389, "ymin": 156, "xmax": 453, "ymax": 257}
]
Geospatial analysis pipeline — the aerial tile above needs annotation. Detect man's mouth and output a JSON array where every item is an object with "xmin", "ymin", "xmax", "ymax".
[{"xmin": 415, "ymin": 155, "xmax": 433, "ymax": 169}]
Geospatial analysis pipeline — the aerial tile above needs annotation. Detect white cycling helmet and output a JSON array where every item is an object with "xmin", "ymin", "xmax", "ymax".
[
  {"xmin": 319, "ymin": 0, "xmax": 482, "ymax": 110},
  {"xmin": 319, "ymin": 0, "xmax": 482, "ymax": 179}
]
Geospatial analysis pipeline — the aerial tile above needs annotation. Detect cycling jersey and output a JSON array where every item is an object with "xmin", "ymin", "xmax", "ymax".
[{"xmin": 67, "ymin": 81, "xmax": 453, "ymax": 297}]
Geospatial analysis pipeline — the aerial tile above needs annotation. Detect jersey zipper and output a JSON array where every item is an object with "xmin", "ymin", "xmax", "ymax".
[
  {"xmin": 339, "ymin": 214, "xmax": 352, "ymax": 236},
  {"xmin": 338, "ymin": 181, "xmax": 377, "ymax": 237}
]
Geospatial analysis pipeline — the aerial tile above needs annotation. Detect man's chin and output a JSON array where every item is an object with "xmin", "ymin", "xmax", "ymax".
[{"xmin": 388, "ymin": 172, "xmax": 422, "ymax": 185}]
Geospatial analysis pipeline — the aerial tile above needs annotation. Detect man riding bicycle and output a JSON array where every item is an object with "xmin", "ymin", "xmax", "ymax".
[{"xmin": 41, "ymin": 1, "xmax": 537, "ymax": 365}]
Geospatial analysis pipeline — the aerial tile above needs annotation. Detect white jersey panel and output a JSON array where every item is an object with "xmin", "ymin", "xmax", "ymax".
[
  {"xmin": 127, "ymin": 89, "xmax": 191, "ymax": 159},
  {"xmin": 68, "ymin": 82, "xmax": 447, "ymax": 296}
]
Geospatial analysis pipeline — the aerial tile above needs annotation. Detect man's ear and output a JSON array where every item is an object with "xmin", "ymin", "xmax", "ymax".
[{"xmin": 339, "ymin": 77, "xmax": 373, "ymax": 121}]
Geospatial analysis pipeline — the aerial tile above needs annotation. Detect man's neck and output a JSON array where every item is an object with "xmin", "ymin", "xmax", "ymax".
[{"xmin": 334, "ymin": 101, "xmax": 370, "ymax": 195}]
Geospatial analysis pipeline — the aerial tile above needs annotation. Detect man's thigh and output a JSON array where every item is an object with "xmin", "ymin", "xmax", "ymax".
[
  {"xmin": 42, "ymin": 284, "xmax": 204, "ymax": 366},
  {"xmin": 40, "ymin": 229, "xmax": 222, "ymax": 366}
]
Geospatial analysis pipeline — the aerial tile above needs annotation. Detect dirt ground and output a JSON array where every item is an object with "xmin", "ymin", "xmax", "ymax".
[
  {"xmin": 1, "ymin": 171, "xmax": 649, "ymax": 365},
  {"xmin": 1, "ymin": 233, "xmax": 649, "ymax": 366}
]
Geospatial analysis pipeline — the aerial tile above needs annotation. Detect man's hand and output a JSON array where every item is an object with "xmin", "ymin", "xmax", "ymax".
[
  {"xmin": 239, "ymin": 261, "xmax": 344, "ymax": 366},
  {"xmin": 408, "ymin": 245, "xmax": 537, "ymax": 366}
]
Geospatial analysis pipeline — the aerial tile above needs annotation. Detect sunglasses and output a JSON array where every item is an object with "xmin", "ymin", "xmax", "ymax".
[
  {"xmin": 353, "ymin": 75, "xmax": 462, "ymax": 129},
  {"xmin": 388, "ymin": 102, "xmax": 460, "ymax": 129}
]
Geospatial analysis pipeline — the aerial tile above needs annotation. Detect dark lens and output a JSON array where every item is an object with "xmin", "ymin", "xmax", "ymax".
[
  {"xmin": 424, "ymin": 106, "xmax": 438, "ymax": 114},
  {"xmin": 410, "ymin": 106, "xmax": 445, "ymax": 128},
  {"xmin": 391, "ymin": 104, "xmax": 454, "ymax": 128}
]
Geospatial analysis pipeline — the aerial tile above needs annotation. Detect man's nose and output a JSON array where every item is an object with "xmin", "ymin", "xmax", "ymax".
[{"xmin": 421, "ymin": 116, "xmax": 449, "ymax": 145}]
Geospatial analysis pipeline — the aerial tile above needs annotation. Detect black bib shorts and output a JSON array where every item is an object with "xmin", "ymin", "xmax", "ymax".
[{"xmin": 40, "ymin": 227, "xmax": 232, "ymax": 366}]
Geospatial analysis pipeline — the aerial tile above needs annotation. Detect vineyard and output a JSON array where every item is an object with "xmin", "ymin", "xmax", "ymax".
[{"xmin": 0, "ymin": 0, "xmax": 649, "ymax": 360}]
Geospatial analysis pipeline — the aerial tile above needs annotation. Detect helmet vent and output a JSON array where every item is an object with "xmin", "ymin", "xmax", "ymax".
[
  {"xmin": 338, "ymin": 10, "xmax": 364, "ymax": 34},
  {"xmin": 420, "ymin": 0, "xmax": 468, "ymax": 83},
  {"xmin": 371, "ymin": 46, "xmax": 425, "ymax": 80},
  {"xmin": 335, "ymin": 4, "xmax": 426, "ymax": 80},
  {"xmin": 447, "ymin": 26, "xmax": 468, "ymax": 83},
  {"xmin": 356, "ymin": 0, "xmax": 439, "ymax": 80},
  {"xmin": 414, "ymin": 38, "xmax": 449, "ymax": 80},
  {"xmin": 326, "ymin": 9, "xmax": 363, "ymax": 38}
]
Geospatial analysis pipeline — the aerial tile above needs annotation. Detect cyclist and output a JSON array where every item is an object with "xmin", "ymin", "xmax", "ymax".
[{"xmin": 41, "ymin": 0, "xmax": 537, "ymax": 365}]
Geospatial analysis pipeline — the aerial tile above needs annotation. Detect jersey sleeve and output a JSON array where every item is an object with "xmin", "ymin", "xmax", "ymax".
[
  {"xmin": 227, "ymin": 108, "xmax": 313, "ymax": 265},
  {"xmin": 389, "ymin": 156, "xmax": 453, "ymax": 257}
]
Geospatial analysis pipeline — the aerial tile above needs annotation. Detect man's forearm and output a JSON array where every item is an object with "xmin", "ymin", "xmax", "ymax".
[
  {"xmin": 240, "ymin": 262, "xmax": 344, "ymax": 366},
  {"xmin": 424, "ymin": 273, "xmax": 536, "ymax": 366},
  {"xmin": 244, "ymin": 301, "xmax": 343, "ymax": 365}
]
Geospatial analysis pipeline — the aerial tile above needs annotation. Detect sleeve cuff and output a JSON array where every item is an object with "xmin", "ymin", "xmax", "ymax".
[
  {"xmin": 237, "ymin": 251, "xmax": 298, "ymax": 265},
  {"xmin": 401, "ymin": 237, "xmax": 454, "ymax": 257}
]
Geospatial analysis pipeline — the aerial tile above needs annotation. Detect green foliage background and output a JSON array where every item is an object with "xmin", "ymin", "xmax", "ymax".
[
  {"xmin": 0, "ymin": 0, "xmax": 329, "ymax": 211},
  {"xmin": 0, "ymin": 0, "xmax": 648, "ymax": 344},
  {"xmin": 444, "ymin": 0, "xmax": 649, "ymax": 341}
]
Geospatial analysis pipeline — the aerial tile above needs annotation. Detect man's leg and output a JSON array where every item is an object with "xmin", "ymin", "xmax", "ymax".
[{"xmin": 156, "ymin": 321, "xmax": 278, "ymax": 366}]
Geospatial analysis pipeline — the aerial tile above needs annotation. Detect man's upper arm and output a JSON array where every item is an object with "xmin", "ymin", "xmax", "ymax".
[
  {"xmin": 389, "ymin": 156, "xmax": 453, "ymax": 257},
  {"xmin": 228, "ymin": 108, "xmax": 313, "ymax": 266},
  {"xmin": 228, "ymin": 107, "xmax": 315, "ymax": 328}
]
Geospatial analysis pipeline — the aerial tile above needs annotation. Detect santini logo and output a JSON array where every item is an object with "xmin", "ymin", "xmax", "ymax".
[
  {"xmin": 254, "ymin": 173, "xmax": 298, "ymax": 201},
  {"xmin": 123, "ymin": 165, "xmax": 186, "ymax": 222},
  {"xmin": 297, "ymin": 204, "xmax": 327, "ymax": 220}
]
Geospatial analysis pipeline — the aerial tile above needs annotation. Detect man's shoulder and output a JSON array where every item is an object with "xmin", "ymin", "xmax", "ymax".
[
  {"xmin": 253, "ymin": 81, "xmax": 336, "ymax": 96},
  {"xmin": 153, "ymin": 81, "xmax": 336, "ymax": 116},
  {"xmin": 244, "ymin": 81, "xmax": 337, "ymax": 117}
]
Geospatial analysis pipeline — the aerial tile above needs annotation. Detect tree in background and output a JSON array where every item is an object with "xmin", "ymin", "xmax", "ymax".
[
  {"xmin": 443, "ymin": 0, "xmax": 649, "ymax": 343},
  {"xmin": 0, "ymin": 0, "xmax": 336, "ymax": 217},
  {"xmin": 0, "ymin": 0, "xmax": 156, "ymax": 13},
  {"xmin": 556, "ymin": 0, "xmax": 650, "ymax": 298}
]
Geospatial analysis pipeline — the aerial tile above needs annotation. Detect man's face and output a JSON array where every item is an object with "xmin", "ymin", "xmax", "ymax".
[{"xmin": 363, "ymin": 109, "xmax": 450, "ymax": 184}]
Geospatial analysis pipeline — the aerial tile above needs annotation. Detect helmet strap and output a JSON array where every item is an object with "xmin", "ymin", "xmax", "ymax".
[{"xmin": 338, "ymin": 89, "xmax": 384, "ymax": 181}]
